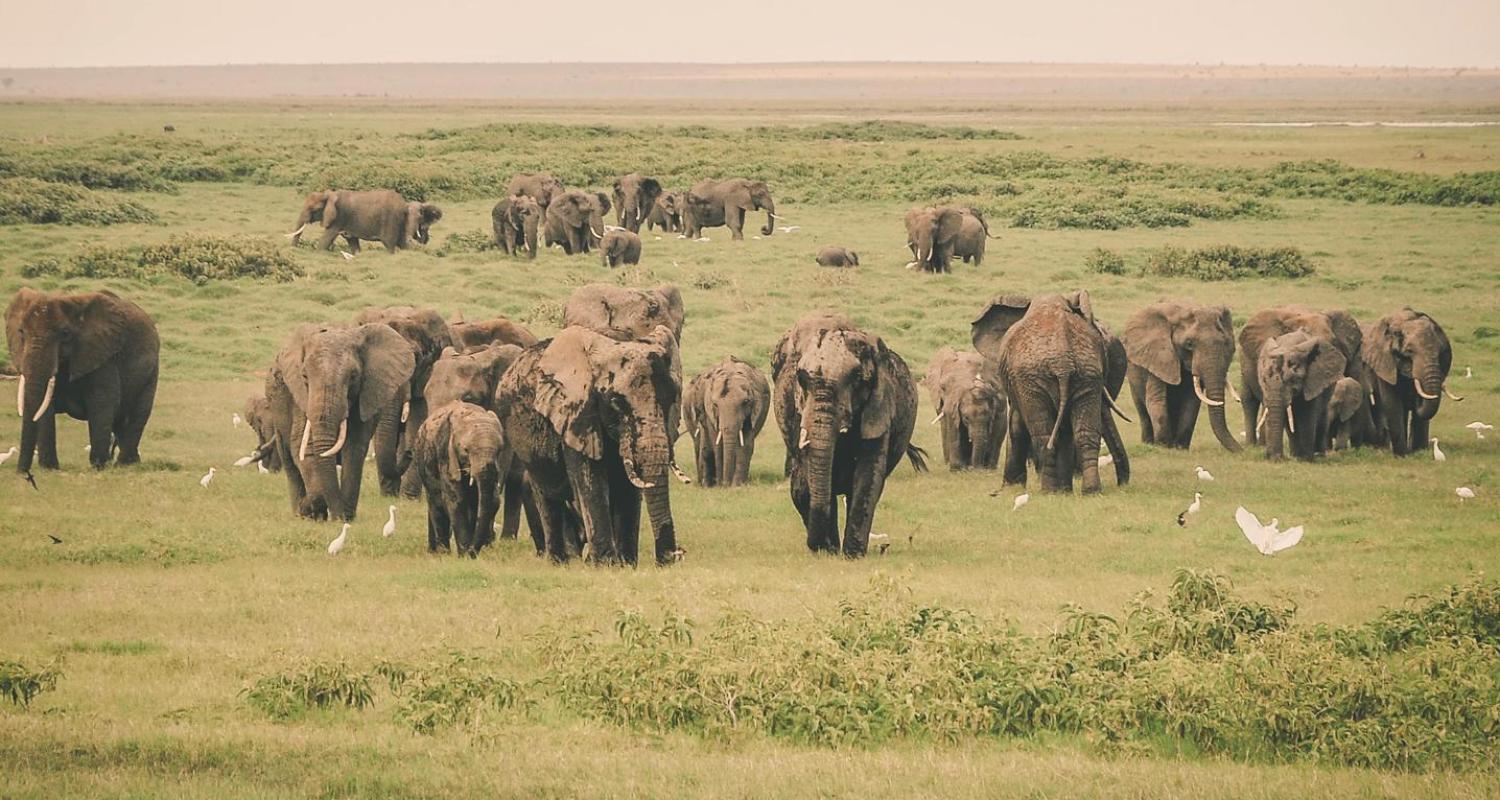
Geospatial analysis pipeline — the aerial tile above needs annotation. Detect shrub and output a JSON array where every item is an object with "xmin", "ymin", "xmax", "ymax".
[
  {"xmin": 1084, "ymin": 248, "xmax": 1126, "ymax": 275},
  {"xmin": 1140, "ymin": 245, "xmax": 1314, "ymax": 280},
  {"xmin": 22, "ymin": 235, "xmax": 303, "ymax": 283},
  {"xmin": 0, "ymin": 177, "xmax": 157, "ymax": 225},
  {"xmin": 435, "ymin": 229, "xmax": 500, "ymax": 257},
  {"xmin": 0, "ymin": 658, "xmax": 62, "ymax": 707},
  {"xmin": 243, "ymin": 661, "xmax": 375, "ymax": 720},
  {"xmin": 378, "ymin": 653, "xmax": 524, "ymax": 734}
]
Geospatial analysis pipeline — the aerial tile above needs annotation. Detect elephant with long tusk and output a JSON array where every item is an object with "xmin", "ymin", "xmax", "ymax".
[
  {"xmin": 1123, "ymin": 302, "xmax": 1241, "ymax": 453},
  {"xmin": 681, "ymin": 178, "xmax": 777, "ymax": 240},
  {"xmin": 543, "ymin": 189, "xmax": 612, "ymax": 255},
  {"xmin": 1362, "ymin": 307, "xmax": 1457, "ymax": 456}
]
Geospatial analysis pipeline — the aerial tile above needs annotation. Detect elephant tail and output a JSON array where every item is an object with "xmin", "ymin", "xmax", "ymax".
[
  {"xmin": 1046, "ymin": 375, "xmax": 1071, "ymax": 451},
  {"xmin": 905, "ymin": 444, "xmax": 930, "ymax": 473}
]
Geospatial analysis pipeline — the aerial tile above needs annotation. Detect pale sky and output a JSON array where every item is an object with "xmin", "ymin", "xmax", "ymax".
[{"xmin": 3, "ymin": 0, "xmax": 1497, "ymax": 68}]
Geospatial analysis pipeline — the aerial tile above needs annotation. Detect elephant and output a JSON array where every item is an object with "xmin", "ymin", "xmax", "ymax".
[
  {"xmin": 506, "ymin": 172, "xmax": 565, "ymax": 213},
  {"xmin": 682, "ymin": 178, "xmax": 776, "ymax": 240},
  {"xmin": 903, "ymin": 205, "xmax": 970, "ymax": 273},
  {"xmin": 353, "ymin": 306, "xmax": 455, "ymax": 497},
  {"xmin": 971, "ymin": 291, "xmax": 1131, "ymax": 493},
  {"xmin": 600, "ymin": 229, "xmax": 643, "ymax": 268},
  {"xmin": 772, "ymin": 312, "xmax": 926, "ymax": 558},
  {"xmin": 244, "ymin": 395, "xmax": 282, "ymax": 472},
  {"xmin": 952, "ymin": 209, "xmax": 997, "ymax": 266},
  {"xmin": 1238, "ymin": 307, "xmax": 1359, "ymax": 460},
  {"xmin": 495, "ymin": 325, "xmax": 683, "ymax": 566},
  {"xmin": 1325, "ymin": 376, "xmax": 1365, "ymax": 452},
  {"xmin": 683, "ymin": 357, "xmax": 770, "ymax": 487},
  {"xmin": 1361, "ymin": 307, "xmax": 1459, "ymax": 456},
  {"xmin": 612, "ymin": 173, "xmax": 664, "ymax": 233},
  {"xmin": 491, "ymin": 195, "xmax": 542, "ymax": 259},
  {"xmin": 288, "ymin": 190, "xmax": 441, "ymax": 254},
  {"xmin": 646, "ymin": 191, "xmax": 684, "ymax": 233},
  {"xmin": 922, "ymin": 347, "xmax": 1007, "ymax": 470},
  {"xmin": 544, "ymin": 190, "xmax": 611, "ymax": 255},
  {"xmin": 448, "ymin": 316, "xmax": 538, "ymax": 352},
  {"xmin": 412, "ymin": 402, "xmax": 511, "ymax": 558},
  {"xmin": 1254, "ymin": 329, "xmax": 1346, "ymax": 461},
  {"xmin": 1123, "ymin": 302, "xmax": 1241, "ymax": 452},
  {"xmin": 265, "ymin": 323, "xmax": 414, "ymax": 521},
  {"xmin": 5, "ymin": 288, "xmax": 159, "ymax": 474},
  {"xmin": 815, "ymin": 246, "xmax": 859, "ymax": 267},
  {"xmin": 562, "ymin": 284, "xmax": 685, "ymax": 345}
]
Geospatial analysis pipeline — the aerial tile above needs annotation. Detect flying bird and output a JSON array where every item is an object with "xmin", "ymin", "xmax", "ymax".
[
  {"xmin": 1465, "ymin": 422, "xmax": 1492, "ymax": 440},
  {"xmin": 1456, "ymin": 487, "xmax": 1476, "ymax": 502},
  {"xmin": 1431, "ymin": 438, "xmax": 1446, "ymax": 462},
  {"xmin": 232, "ymin": 413, "xmax": 243, "ymax": 428},
  {"xmin": 1195, "ymin": 466, "xmax": 1215, "ymax": 482},
  {"xmin": 778, "ymin": 226, "xmax": 800, "ymax": 233},
  {"xmin": 199, "ymin": 467, "xmax": 217, "ymax": 488},
  {"xmin": 1012, "ymin": 493, "xmax": 1030, "ymax": 511},
  {"xmin": 1177, "ymin": 492, "xmax": 1202, "ymax": 526},
  {"xmin": 1235, "ymin": 507, "xmax": 1304, "ymax": 556},
  {"xmin": 0, "ymin": 446, "xmax": 16, "ymax": 466},
  {"xmin": 382, "ymin": 505, "xmax": 397, "ymax": 537},
  {"xmin": 327, "ymin": 523, "xmax": 350, "ymax": 556}
]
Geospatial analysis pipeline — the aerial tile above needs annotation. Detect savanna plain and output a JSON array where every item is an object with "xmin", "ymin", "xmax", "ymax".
[{"xmin": 1, "ymin": 97, "xmax": 1498, "ymax": 799}]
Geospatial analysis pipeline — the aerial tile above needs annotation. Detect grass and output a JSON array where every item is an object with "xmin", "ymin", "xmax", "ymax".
[{"xmin": 0, "ymin": 102, "xmax": 1498, "ymax": 798}]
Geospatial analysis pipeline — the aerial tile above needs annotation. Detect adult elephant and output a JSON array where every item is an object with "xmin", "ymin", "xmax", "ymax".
[
  {"xmin": 646, "ymin": 191, "xmax": 684, "ymax": 233},
  {"xmin": 971, "ymin": 291, "xmax": 1131, "ymax": 493},
  {"xmin": 772, "ymin": 313, "xmax": 925, "ymax": 558},
  {"xmin": 683, "ymin": 357, "xmax": 770, "ymax": 487},
  {"xmin": 1238, "ymin": 307, "xmax": 1352, "ymax": 460},
  {"xmin": 952, "ymin": 208, "xmax": 998, "ymax": 266},
  {"xmin": 6, "ymin": 289, "xmax": 159, "ymax": 473},
  {"xmin": 506, "ymin": 173, "xmax": 565, "ymax": 214},
  {"xmin": 1122, "ymin": 302, "xmax": 1241, "ymax": 452},
  {"xmin": 1361, "ymin": 308, "xmax": 1459, "ymax": 456},
  {"xmin": 922, "ymin": 347, "xmax": 1007, "ymax": 470},
  {"xmin": 544, "ymin": 190, "xmax": 611, "ymax": 255},
  {"xmin": 265, "ymin": 323, "xmax": 414, "ymax": 521},
  {"xmin": 449, "ymin": 316, "xmax": 538, "ymax": 351},
  {"xmin": 495, "ymin": 325, "xmax": 683, "ymax": 566},
  {"xmin": 612, "ymin": 173, "xmax": 664, "ymax": 233},
  {"xmin": 491, "ymin": 195, "xmax": 542, "ymax": 259},
  {"xmin": 288, "ymin": 190, "xmax": 441, "ymax": 254},
  {"xmin": 353, "ymin": 306, "xmax": 454, "ymax": 497},
  {"xmin": 244, "ymin": 394, "xmax": 282, "ymax": 471},
  {"xmin": 903, "ymin": 206, "xmax": 968, "ymax": 273},
  {"xmin": 562, "ymin": 284, "xmax": 685, "ymax": 345},
  {"xmin": 683, "ymin": 178, "xmax": 776, "ymax": 240}
]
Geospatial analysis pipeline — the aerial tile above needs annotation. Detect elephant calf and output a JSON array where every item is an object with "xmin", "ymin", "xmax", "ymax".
[
  {"xmin": 600, "ymin": 229, "xmax": 642, "ymax": 268},
  {"xmin": 1325, "ymin": 376, "xmax": 1364, "ymax": 451},
  {"xmin": 244, "ymin": 395, "xmax": 282, "ymax": 472},
  {"xmin": 684, "ymin": 357, "xmax": 770, "ymax": 487},
  {"xmin": 412, "ymin": 403, "xmax": 511, "ymax": 558},
  {"xmin": 646, "ymin": 191, "xmax": 684, "ymax": 233},
  {"xmin": 922, "ymin": 347, "xmax": 1007, "ymax": 470},
  {"xmin": 814, "ymin": 246, "xmax": 859, "ymax": 267}
]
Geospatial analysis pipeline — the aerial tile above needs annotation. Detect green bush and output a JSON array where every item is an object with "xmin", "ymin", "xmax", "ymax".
[
  {"xmin": 378, "ymin": 653, "xmax": 524, "ymax": 734},
  {"xmin": 0, "ymin": 658, "xmax": 62, "ymax": 707},
  {"xmin": 1084, "ymin": 248, "xmax": 1127, "ymax": 275},
  {"xmin": 243, "ymin": 661, "xmax": 375, "ymax": 720},
  {"xmin": 1140, "ymin": 245, "xmax": 1315, "ymax": 280},
  {"xmin": 22, "ymin": 235, "xmax": 303, "ymax": 283},
  {"xmin": 0, "ymin": 177, "xmax": 157, "ymax": 225},
  {"xmin": 435, "ymin": 229, "xmax": 500, "ymax": 257}
]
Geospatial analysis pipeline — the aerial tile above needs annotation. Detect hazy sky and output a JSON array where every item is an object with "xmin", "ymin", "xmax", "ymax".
[{"xmin": 4, "ymin": 0, "xmax": 1497, "ymax": 68}]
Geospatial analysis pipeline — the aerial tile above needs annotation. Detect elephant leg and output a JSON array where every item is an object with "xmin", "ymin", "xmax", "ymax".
[
  {"xmin": 36, "ymin": 411, "xmax": 60, "ymax": 470},
  {"xmin": 1172, "ymin": 389, "xmax": 1201, "ymax": 449},
  {"xmin": 500, "ymin": 471, "xmax": 524, "ymax": 539},
  {"xmin": 86, "ymin": 404, "xmax": 115, "ymax": 470},
  {"xmin": 610, "ymin": 473, "xmax": 642, "ymax": 567},
  {"xmin": 1019, "ymin": 394, "xmax": 1064, "ymax": 492},
  {"xmin": 1002, "ymin": 407, "xmax": 1030, "ymax": 487},
  {"xmin": 694, "ymin": 434, "xmax": 715, "ymax": 488},
  {"xmin": 316, "ymin": 226, "xmax": 340, "ymax": 251},
  {"xmin": 522, "ymin": 490, "xmax": 544, "ymax": 552},
  {"xmin": 1242, "ymin": 391, "xmax": 1262, "ymax": 447},
  {"xmin": 940, "ymin": 416, "xmax": 962, "ymax": 469},
  {"xmin": 842, "ymin": 438, "xmax": 890, "ymax": 558},
  {"xmin": 112, "ymin": 370, "xmax": 156, "ymax": 466},
  {"xmin": 528, "ymin": 477, "xmax": 565, "ymax": 560},
  {"xmin": 1379, "ymin": 385, "xmax": 1409, "ymax": 456},
  {"xmin": 1408, "ymin": 411, "xmax": 1431, "ymax": 456},
  {"xmin": 564, "ymin": 450, "xmax": 615, "ymax": 564},
  {"xmin": 283, "ymin": 410, "xmax": 310, "ymax": 514},
  {"xmin": 1101, "ymin": 405, "xmax": 1130, "ymax": 486},
  {"xmin": 1134, "ymin": 379, "xmax": 1158, "ymax": 445},
  {"xmin": 337, "ymin": 421, "xmax": 371, "ymax": 520},
  {"xmin": 448, "ymin": 487, "xmax": 475, "ymax": 558},
  {"xmin": 426, "ymin": 496, "xmax": 451, "ymax": 554},
  {"xmin": 726, "ymin": 206, "xmax": 745, "ymax": 240}
]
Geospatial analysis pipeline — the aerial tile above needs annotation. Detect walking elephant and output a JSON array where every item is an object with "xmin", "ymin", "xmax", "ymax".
[
  {"xmin": 646, "ymin": 191, "xmax": 684, "ymax": 233},
  {"xmin": 244, "ymin": 395, "xmax": 282, "ymax": 472},
  {"xmin": 612, "ymin": 173, "xmax": 663, "ymax": 233},
  {"xmin": 1361, "ymin": 307, "xmax": 1459, "ymax": 456},
  {"xmin": 971, "ymin": 291, "xmax": 1131, "ymax": 493},
  {"xmin": 288, "ymin": 190, "xmax": 440, "ymax": 253},
  {"xmin": 544, "ymin": 190, "xmax": 611, "ymax": 254},
  {"xmin": 495, "ymin": 325, "xmax": 684, "ymax": 566},
  {"xmin": 1238, "ymin": 307, "xmax": 1353, "ymax": 461},
  {"xmin": 562, "ymin": 284, "xmax": 685, "ymax": 344},
  {"xmin": 903, "ymin": 205, "xmax": 969, "ymax": 273},
  {"xmin": 491, "ymin": 195, "xmax": 542, "ymax": 259},
  {"xmin": 683, "ymin": 357, "xmax": 770, "ymax": 487},
  {"xmin": 682, "ymin": 178, "xmax": 776, "ymax": 240},
  {"xmin": 815, "ymin": 246, "xmax": 859, "ymax": 267},
  {"xmin": 6, "ymin": 288, "xmax": 159, "ymax": 474},
  {"xmin": 506, "ymin": 173, "xmax": 565, "ymax": 213},
  {"xmin": 1123, "ymin": 301, "xmax": 1241, "ymax": 452},
  {"xmin": 922, "ymin": 347, "xmax": 1007, "ymax": 470},
  {"xmin": 772, "ymin": 313, "xmax": 926, "ymax": 558},
  {"xmin": 265, "ymin": 323, "xmax": 414, "ymax": 521},
  {"xmin": 600, "ymin": 229, "xmax": 642, "ymax": 267},
  {"xmin": 449, "ymin": 316, "xmax": 538, "ymax": 351},
  {"xmin": 353, "ymin": 306, "xmax": 455, "ymax": 497},
  {"xmin": 1325, "ymin": 376, "xmax": 1365, "ymax": 452},
  {"xmin": 412, "ymin": 402, "xmax": 511, "ymax": 558}
]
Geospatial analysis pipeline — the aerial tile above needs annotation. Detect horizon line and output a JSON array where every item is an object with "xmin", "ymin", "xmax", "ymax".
[{"xmin": 5, "ymin": 59, "xmax": 1498, "ymax": 72}]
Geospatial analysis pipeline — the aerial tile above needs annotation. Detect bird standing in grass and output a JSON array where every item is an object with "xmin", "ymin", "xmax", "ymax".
[
  {"xmin": 1456, "ymin": 487, "xmax": 1476, "ymax": 502},
  {"xmin": 382, "ymin": 505, "xmax": 397, "ymax": 537},
  {"xmin": 233, "ymin": 452, "xmax": 256, "ymax": 467},
  {"xmin": 1177, "ymin": 492, "xmax": 1202, "ymax": 526},
  {"xmin": 1235, "ymin": 507, "xmax": 1304, "ymax": 556},
  {"xmin": 327, "ymin": 523, "xmax": 350, "ymax": 556},
  {"xmin": 232, "ymin": 413, "xmax": 243, "ymax": 428},
  {"xmin": 1195, "ymin": 466, "xmax": 1215, "ymax": 482},
  {"xmin": 257, "ymin": 460, "xmax": 269, "ymax": 474},
  {"xmin": 0, "ymin": 446, "xmax": 15, "ymax": 467},
  {"xmin": 1012, "ymin": 493, "xmax": 1030, "ymax": 511},
  {"xmin": 199, "ymin": 467, "xmax": 216, "ymax": 488},
  {"xmin": 1432, "ymin": 438, "xmax": 1446, "ymax": 462}
]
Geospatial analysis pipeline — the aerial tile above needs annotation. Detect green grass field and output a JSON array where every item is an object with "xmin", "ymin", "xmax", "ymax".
[{"xmin": 1, "ymin": 102, "xmax": 1498, "ymax": 798}]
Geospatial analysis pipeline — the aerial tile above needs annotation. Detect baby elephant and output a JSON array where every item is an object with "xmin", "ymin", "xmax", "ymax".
[
  {"xmin": 411, "ymin": 403, "xmax": 511, "ymax": 558},
  {"xmin": 600, "ymin": 229, "xmax": 642, "ymax": 267},
  {"xmin": 815, "ymin": 246, "xmax": 859, "ymax": 267},
  {"xmin": 1325, "ymin": 376, "xmax": 1364, "ymax": 451},
  {"xmin": 683, "ymin": 357, "xmax": 770, "ymax": 487}
]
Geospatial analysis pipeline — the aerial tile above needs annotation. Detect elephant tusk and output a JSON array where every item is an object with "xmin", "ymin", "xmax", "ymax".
[
  {"xmin": 715, "ymin": 430, "xmax": 723, "ymax": 446},
  {"xmin": 1193, "ymin": 375, "xmax": 1225, "ymax": 407},
  {"xmin": 1104, "ymin": 392, "xmax": 1133, "ymax": 423},
  {"xmin": 798, "ymin": 426, "xmax": 810, "ymax": 450},
  {"xmin": 401, "ymin": 401, "xmax": 410, "ymax": 423},
  {"xmin": 1414, "ymin": 381, "xmax": 1440, "ymax": 400},
  {"xmin": 1256, "ymin": 406, "xmax": 1268, "ymax": 433},
  {"xmin": 739, "ymin": 429, "xmax": 744, "ymax": 447},
  {"xmin": 284, "ymin": 224, "xmax": 307, "ymax": 238},
  {"xmin": 15, "ymin": 375, "xmax": 22, "ymax": 416},
  {"xmin": 1370, "ymin": 392, "xmax": 1377, "ymax": 406},
  {"xmin": 670, "ymin": 462, "xmax": 692, "ymax": 484},
  {"xmin": 590, "ymin": 226, "xmax": 604, "ymax": 240},
  {"xmin": 1286, "ymin": 406, "xmax": 1296, "ymax": 434},
  {"xmin": 298, "ymin": 420, "xmax": 312, "ymax": 461},
  {"xmin": 31, "ymin": 377, "xmax": 55, "ymax": 422},
  {"xmin": 1443, "ymin": 386, "xmax": 1465, "ymax": 402},
  {"xmin": 930, "ymin": 411, "xmax": 944, "ymax": 425},
  {"xmin": 1228, "ymin": 383, "xmax": 1243, "ymax": 403},
  {"xmin": 319, "ymin": 419, "xmax": 348, "ymax": 457}
]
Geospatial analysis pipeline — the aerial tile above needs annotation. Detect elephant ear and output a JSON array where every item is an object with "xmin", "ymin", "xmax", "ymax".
[
  {"xmin": 64, "ymin": 293, "xmax": 131, "ymax": 376},
  {"xmin": 5, "ymin": 287, "xmax": 41, "ymax": 360},
  {"xmin": 971, "ymin": 294, "xmax": 1031, "ymax": 362},
  {"xmin": 639, "ymin": 177, "xmax": 662, "ymax": 200},
  {"xmin": 321, "ymin": 191, "xmax": 339, "ymax": 229},
  {"xmin": 1064, "ymin": 290, "xmax": 1095, "ymax": 327},
  {"xmin": 654, "ymin": 284, "xmax": 686, "ymax": 341},
  {"xmin": 355, "ymin": 324, "xmax": 416, "ymax": 423},
  {"xmin": 1417, "ymin": 310, "xmax": 1454, "ymax": 375},
  {"xmin": 843, "ymin": 335, "xmax": 895, "ymax": 439},
  {"xmin": 1305, "ymin": 339, "xmax": 1347, "ymax": 400},
  {"xmin": 404, "ymin": 204, "xmax": 423, "ymax": 241},
  {"xmin": 530, "ymin": 329, "xmax": 604, "ymax": 460},
  {"xmin": 274, "ymin": 325, "xmax": 318, "ymax": 411},
  {"xmin": 1360, "ymin": 316, "xmax": 1399, "ymax": 384},
  {"xmin": 935, "ymin": 207, "xmax": 965, "ymax": 243},
  {"xmin": 1322, "ymin": 309, "xmax": 1362, "ymax": 366},
  {"xmin": 1123, "ymin": 305, "xmax": 1181, "ymax": 385}
]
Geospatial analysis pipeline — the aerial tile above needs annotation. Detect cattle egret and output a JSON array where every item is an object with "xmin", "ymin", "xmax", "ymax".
[
  {"xmin": 1098, "ymin": 454, "xmax": 1114, "ymax": 468},
  {"xmin": 382, "ymin": 505, "xmax": 397, "ymax": 537},
  {"xmin": 257, "ymin": 460, "xmax": 269, "ymax": 474},
  {"xmin": 1195, "ymin": 466, "xmax": 1215, "ymax": 481},
  {"xmin": 0, "ymin": 446, "xmax": 15, "ymax": 466},
  {"xmin": 1012, "ymin": 493, "xmax": 1030, "ymax": 511},
  {"xmin": 1177, "ymin": 492, "xmax": 1203, "ymax": 526},
  {"xmin": 1465, "ymin": 367, "xmax": 1473, "ymax": 379},
  {"xmin": 1235, "ymin": 507, "xmax": 1304, "ymax": 556},
  {"xmin": 1456, "ymin": 487, "xmax": 1476, "ymax": 502},
  {"xmin": 340, "ymin": 251, "xmax": 355, "ymax": 261},
  {"xmin": 1432, "ymin": 438, "xmax": 1446, "ymax": 462},
  {"xmin": 1465, "ymin": 422, "xmax": 1492, "ymax": 440},
  {"xmin": 752, "ymin": 235, "xmax": 762, "ymax": 240},
  {"xmin": 694, "ymin": 237, "xmax": 710, "ymax": 242},
  {"xmin": 232, "ymin": 413, "xmax": 243, "ymax": 428},
  {"xmin": 199, "ymin": 467, "xmax": 217, "ymax": 488},
  {"xmin": 327, "ymin": 523, "xmax": 350, "ymax": 555},
  {"xmin": 233, "ymin": 452, "xmax": 256, "ymax": 467},
  {"xmin": 654, "ymin": 236, "xmax": 663, "ymax": 241},
  {"xmin": 778, "ymin": 226, "xmax": 800, "ymax": 233}
]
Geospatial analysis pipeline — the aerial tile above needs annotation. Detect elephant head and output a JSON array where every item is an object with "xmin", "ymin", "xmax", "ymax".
[
  {"xmin": 1123, "ymin": 302, "xmax": 1240, "ymax": 452},
  {"xmin": 735, "ymin": 179, "xmax": 776, "ymax": 236},
  {"xmin": 562, "ymin": 283, "xmax": 686, "ymax": 345},
  {"xmin": 1326, "ymin": 376, "xmax": 1363, "ymax": 449},
  {"xmin": 289, "ymin": 191, "xmax": 335, "ymax": 245},
  {"xmin": 426, "ymin": 344, "xmax": 523, "ymax": 409},
  {"xmin": 510, "ymin": 196, "xmax": 542, "ymax": 253},
  {"xmin": 923, "ymin": 347, "xmax": 1006, "ymax": 469},
  {"xmin": 613, "ymin": 174, "xmax": 663, "ymax": 231},
  {"xmin": 404, "ymin": 202, "xmax": 442, "ymax": 246},
  {"xmin": 904, "ymin": 206, "xmax": 967, "ymax": 272},
  {"xmin": 244, "ymin": 395, "xmax": 282, "ymax": 471},
  {"xmin": 1362, "ymin": 308, "xmax": 1455, "ymax": 418},
  {"xmin": 1257, "ymin": 329, "xmax": 1345, "ymax": 460}
]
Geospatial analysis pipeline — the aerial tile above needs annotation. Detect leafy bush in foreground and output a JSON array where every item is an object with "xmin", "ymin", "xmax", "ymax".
[
  {"xmin": 435, "ymin": 229, "xmax": 500, "ymax": 257},
  {"xmin": 22, "ymin": 235, "xmax": 303, "ymax": 283},
  {"xmin": 0, "ymin": 177, "xmax": 157, "ymax": 225},
  {"xmin": 1084, "ymin": 247, "xmax": 1127, "ymax": 275},
  {"xmin": 243, "ymin": 661, "xmax": 375, "ymax": 720},
  {"xmin": 1141, "ymin": 245, "xmax": 1315, "ymax": 280},
  {"xmin": 0, "ymin": 658, "xmax": 62, "ymax": 707}
]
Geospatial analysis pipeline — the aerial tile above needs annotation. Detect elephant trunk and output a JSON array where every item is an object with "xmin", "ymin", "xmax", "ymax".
[
  {"xmin": 472, "ymin": 461, "xmax": 502, "ymax": 553},
  {"xmin": 1413, "ymin": 360, "xmax": 1445, "ymax": 419},
  {"xmin": 760, "ymin": 197, "xmax": 776, "ymax": 236},
  {"xmin": 289, "ymin": 207, "xmax": 314, "ymax": 245},
  {"xmin": 1198, "ymin": 370, "xmax": 1242, "ymax": 453},
  {"xmin": 804, "ymin": 390, "xmax": 836, "ymax": 550},
  {"xmin": 15, "ymin": 348, "xmax": 60, "ymax": 474},
  {"xmin": 304, "ymin": 393, "xmax": 350, "ymax": 519},
  {"xmin": 1263, "ymin": 401, "xmax": 1287, "ymax": 461},
  {"xmin": 624, "ymin": 424, "xmax": 677, "ymax": 563},
  {"xmin": 373, "ymin": 393, "xmax": 405, "ymax": 496}
]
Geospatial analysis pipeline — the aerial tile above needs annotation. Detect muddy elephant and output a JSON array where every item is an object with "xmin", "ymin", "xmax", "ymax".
[
  {"xmin": 449, "ymin": 316, "xmax": 538, "ymax": 351},
  {"xmin": 815, "ymin": 246, "xmax": 859, "ymax": 267},
  {"xmin": 244, "ymin": 395, "xmax": 282, "ymax": 472},
  {"xmin": 562, "ymin": 284, "xmax": 685, "ymax": 345},
  {"xmin": 6, "ymin": 288, "xmax": 159, "ymax": 474},
  {"xmin": 1123, "ymin": 301, "xmax": 1241, "ymax": 452},
  {"xmin": 953, "ymin": 209, "xmax": 997, "ymax": 266},
  {"xmin": 1325, "ymin": 376, "xmax": 1365, "ymax": 452},
  {"xmin": 412, "ymin": 402, "xmax": 510, "ymax": 558},
  {"xmin": 266, "ymin": 323, "xmax": 414, "ymax": 521},
  {"xmin": 506, "ymin": 173, "xmax": 565, "ymax": 213},
  {"xmin": 684, "ymin": 357, "xmax": 770, "ymax": 487},
  {"xmin": 600, "ymin": 229, "xmax": 642, "ymax": 267},
  {"xmin": 288, "ymin": 190, "xmax": 440, "ymax": 253},
  {"xmin": 646, "ymin": 191, "xmax": 684, "ymax": 233},
  {"xmin": 772, "ymin": 313, "xmax": 926, "ymax": 558},
  {"xmin": 922, "ymin": 347, "xmax": 1007, "ymax": 470},
  {"xmin": 495, "ymin": 325, "xmax": 683, "ymax": 566},
  {"xmin": 972, "ymin": 291, "xmax": 1131, "ymax": 493},
  {"xmin": 545, "ymin": 190, "xmax": 611, "ymax": 254},
  {"xmin": 1238, "ymin": 307, "xmax": 1354, "ymax": 461},
  {"xmin": 612, "ymin": 173, "xmax": 664, "ymax": 233},
  {"xmin": 353, "ymin": 306, "xmax": 455, "ymax": 497},
  {"xmin": 903, "ymin": 206, "xmax": 972, "ymax": 273},
  {"xmin": 491, "ymin": 195, "xmax": 542, "ymax": 259},
  {"xmin": 1362, "ymin": 307, "xmax": 1459, "ymax": 456},
  {"xmin": 683, "ymin": 178, "xmax": 776, "ymax": 240}
]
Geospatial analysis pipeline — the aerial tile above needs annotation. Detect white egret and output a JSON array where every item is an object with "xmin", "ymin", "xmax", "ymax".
[
  {"xmin": 1465, "ymin": 367, "xmax": 1473, "ymax": 379},
  {"xmin": 0, "ymin": 446, "xmax": 15, "ymax": 466},
  {"xmin": 257, "ymin": 460, "xmax": 269, "ymax": 474},
  {"xmin": 1456, "ymin": 487, "xmax": 1476, "ymax": 502},
  {"xmin": 233, "ymin": 452, "xmax": 256, "ymax": 467},
  {"xmin": 199, "ymin": 467, "xmax": 217, "ymax": 488},
  {"xmin": 1432, "ymin": 438, "xmax": 1446, "ymax": 462},
  {"xmin": 232, "ymin": 413, "xmax": 243, "ymax": 428},
  {"xmin": 1195, "ymin": 466, "xmax": 1215, "ymax": 482},
  {"xmin": 1465, "ymin": 422, "xmax": 1492, "ymax": 440},
  {"xmin": 1177, "ymin": 492, "xmax": 1202, "ymax": 526},
  {"xmin": 1234, "ymin": 507, "xmax": 1304, "ymax": 556},
  {"xmin": 778, "ymin": 225, "xmax": 800, "ymax": 233},
  {"xmin": 327, "ymin": 523, "xmax": 350, "ymax": 555},
  {"xmin": 382, "ymin": 505, "xmax": 397, "ymax": 537},
  {"xmin": 1012, "ymin": 493, "xmax": 1030, "ymax": 511}
]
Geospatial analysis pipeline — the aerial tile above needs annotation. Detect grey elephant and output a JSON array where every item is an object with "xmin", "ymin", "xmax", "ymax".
[
  {"xmin": 1254, "ymin": 329, "xmax": 1346, "ymax": 461},
  {"xmin": 922, "ymin": 347, "xmax": 1007, "ymax": 470},
  {"xmin": 772, "ymin": 313, "xmax": 926, "ymax": 558},
  {"xmin": 506, "ymin": 173, "xmax": 565, "ymax": 213},
  {"xmin": 600, "ymin": 229, "xmax": 642, "ymax": 268},
  {"xmin": 288, "ymin": 190, "xmax": 440, "ymax": 253},
  {"xmin": 544, "ymin": 190, "xmax": 611, "ymax": 254},
  {"xmin": 1123, "ymin": 301, "xmax": 1241, "ymax": 452},
  {"xmin": 562, "ymin": 284, "xmax": 685, "ymax": 345},
  {"xmin": 265, "ymin": 323, "xmax": 414, "ymax": 521},
  {"xmin": 412, "ymin": 402, "xmax": 511, "ymax": 558},
  {"xmin": 6, "ymin": 288, "xmax": 159, "ymax": 473},
  {"xmin": 353, "ymin": 306, "xmax": 455, "ymax": 497},
  {"xmin": 449, "ymin": 315, "xmax": 538, "ymax": 351},
  {"xmin": 682, "ymin": 178, "xmax": 776, "ymax": 240},
  {"xmin": 902, "ymin": 205, "xmax": 970, "ymax": 273},
  {"xmin": 244, "ymin": 395, "xmax": 282, "ymax": 472},
  {"xmin": 683, "ymin": 357, "xmax": 770, "ymax": 487},
  {"xmin": 1362, "ymin": 308, "xmax": 1459, "ymax": 457},
  {"xmin": 646, "ymin": 191, "xmax": 684, "ymax": 233},
  {"xmin": 952, "ymin": 208, "xmax": 997, "ymax": 266},
  {"xmin": 1325, "ymin": 376, "xmax": 1364, "ymax": 451},
  {"xmin": 815, "ymin": 246, "xmax": 859, "ymax": 267},
  {"xmin": 495, "ymin": 325, "xmax": 683, "ymax": 566},
  {"xmin": 491, "ymin": 195, "xmax": 542, "ymax": 259},
  {"xmin": 971, "ymin": 291, "xmax": 1131, "ymax": 493},
  {"xmin": 1239, "ymin": 307, "xmax": 1359, "ymax": 460},
  {"xmin": 612, "ymin": 173, "xmax": 664, "ymax": 233}
]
